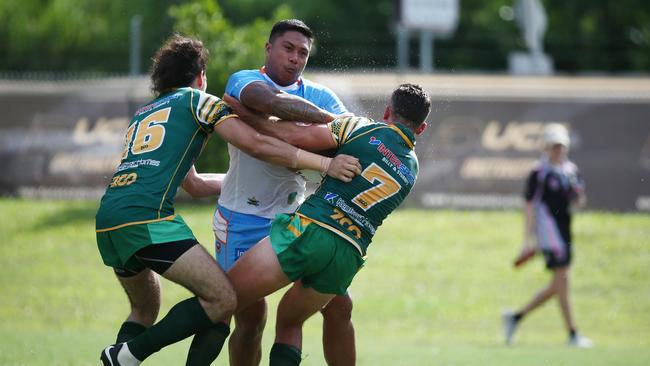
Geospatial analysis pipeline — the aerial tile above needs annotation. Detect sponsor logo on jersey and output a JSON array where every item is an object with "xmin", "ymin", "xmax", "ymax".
[
  {"xmin": 116, "ymin": 159, "xmax": 160, "ymax": 172},
  {"xmin": 324, "ymin": 192, "xmax": 338, "ymax": 203},
  {"xmin": 235, "ymin": 248, "xmax": 249, "ymax": 259},
  {"xmin": 375, "ymin": 141, "xmax": 416, "ymax": 185},
  {"xmin": 247, "ymin": 196, "xmax": 260, "ymax": 206},
  {"xmin": 368, "ymin": 136, "xmax": 381, "ymax": 145},
  {"xmin": 135, "ymin": 93, "xmax": 182, "ymax": 116}
]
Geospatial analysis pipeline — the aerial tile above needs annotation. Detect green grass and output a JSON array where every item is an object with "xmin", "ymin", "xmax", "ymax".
[{"xmin": 1, "ymin": 198, "xmax": 649, "ymax": 365}]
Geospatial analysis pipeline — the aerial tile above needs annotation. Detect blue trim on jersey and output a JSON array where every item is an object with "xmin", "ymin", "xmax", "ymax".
[{"xmin": 225, "ymin": 69, "xmax": 348, "ymax": 114}]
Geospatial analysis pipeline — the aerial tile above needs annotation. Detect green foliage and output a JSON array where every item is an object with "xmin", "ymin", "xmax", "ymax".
[
  {"xmin": 168, "ymin": 0, "xmax": 292, "ymax": 173},
  {"xmin": 0, "ymin": 0, "xmax": 179, "ymax": 73},
  {"xmin": 0, "ymin": 0, "xmax": 649, "ymax": 74},
  {"xmin": 1, "ymin": 199, "xmax": 649, "ymax": 365}
]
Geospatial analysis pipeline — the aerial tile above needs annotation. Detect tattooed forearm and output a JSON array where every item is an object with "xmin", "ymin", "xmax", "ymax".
[
  {"xmin": 241, "ymin": 81, "xmax": 335, "ymax": 124},
  {"xmin": 270, "ymin": 95, "xmax": 333, "ymax": 124}
]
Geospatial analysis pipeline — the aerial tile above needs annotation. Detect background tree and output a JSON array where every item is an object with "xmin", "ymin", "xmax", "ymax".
[{"xmin": 169, "ymin": 0, "xmax": 292, "ymax": 172}]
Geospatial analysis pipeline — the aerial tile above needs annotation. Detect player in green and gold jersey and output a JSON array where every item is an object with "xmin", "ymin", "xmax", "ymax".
[
  {"xmin": 97, "ymin": 35, "xmax": 360, "ymax": 366},
  {"xmin": 221, "ymin": 83, "xmax": 431, "ymax": 365}
]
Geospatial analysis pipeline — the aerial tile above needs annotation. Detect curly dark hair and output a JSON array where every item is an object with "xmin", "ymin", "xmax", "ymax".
[
  {"xmin": 150, "ymin": 34, "xmax": 208, "ymax": 96},
  {"xmin": 391, "ymin": 83, "xmax": 432, "ymax": 128}
]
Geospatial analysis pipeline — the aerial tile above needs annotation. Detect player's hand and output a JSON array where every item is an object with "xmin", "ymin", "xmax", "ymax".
[
  {"xmin": 326, "ymin": 154, "xmax": 362, "ymax": 182},
  {"xmin": 223, "ymin": 94, "xmax": 265, "ymax": 125},
  {"xmin": 513, "ymin": 242, "xmax": 537, "ymax": 268}
]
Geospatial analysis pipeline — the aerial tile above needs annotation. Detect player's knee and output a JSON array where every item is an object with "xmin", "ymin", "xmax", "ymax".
[
  {"xmin": 235, "ymin": 301, "xmax": 268, "ymax": 336},
  {"xmin": 321, "ymin": 294, "xmax": 353, "ymax": 322},
  {"xmin": 201, "ymin": 283, "xmax": 237, "ymax": 321}
]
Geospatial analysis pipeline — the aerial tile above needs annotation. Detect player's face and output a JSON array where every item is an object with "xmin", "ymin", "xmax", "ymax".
[
  {"xmin": 265, "ymin": 31, "xmax": 311, "ymax": 86},
  {"xmin": 548, "ymin": 143, "xmax": 568, "ymax": 162}
]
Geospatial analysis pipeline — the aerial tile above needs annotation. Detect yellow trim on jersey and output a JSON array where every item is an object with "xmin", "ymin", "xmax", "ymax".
[
  {"xmin": 206, "ymin": 101, "xmax": 225, "ymax": 122},
  {"xmin": 340, "ymin": 117, "xmax": 359, "ymax": 145},
  {"xmin": 189, "ymin": 89, "xmax": 207, "ymax": 132},
  {"xmin": 200, "ymin": 97, "xmax": 219, "ymax": 121},
  {"xmin": 95, "ymin": 215, "xmax": 177, "ymax": 233},
  {"xmin": 157, "ymin": 128, "xmax": 202, "ymax": 218},
  {"xmin": 337, "ymin": 117, "xmax": 350, "ymax": 145},
  {"xmin": 295, "ymin": 213, "xmax": 365, "ymax": 256},
  {"xmin": 388, "ymin": 124, "xmax": 415, "ymax": 149},
  {"xmin": 213, "ymin": 113, "xmax": 239, "ymax": 128}
]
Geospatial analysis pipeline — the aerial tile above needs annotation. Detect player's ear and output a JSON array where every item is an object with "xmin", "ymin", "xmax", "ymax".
[
  {"xmin": 265, "ymin": 42, "xmax": 272, "ymax": 56},
  {"xmin": 415, "ymin": 122, "xmax": 428, "ymax": 136}
]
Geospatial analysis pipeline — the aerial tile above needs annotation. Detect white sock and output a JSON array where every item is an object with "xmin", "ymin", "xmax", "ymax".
[{"xmin": 117, "ymin": 343, "xmax": 141, "ymax": 366}]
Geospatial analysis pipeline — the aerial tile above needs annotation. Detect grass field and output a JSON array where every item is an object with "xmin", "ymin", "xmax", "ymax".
[{"xmin": 1, "ymin": 198, "xmax": 649, "ymax": 365}]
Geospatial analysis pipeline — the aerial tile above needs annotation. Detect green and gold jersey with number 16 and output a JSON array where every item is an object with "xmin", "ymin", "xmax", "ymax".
[
  {"xmin": 96, "ymin": 87, "xmax": 236, "ymax": 232},
  {"xmin": 297, "ymin": 116, "xmax": 419, "ymax": 256}
]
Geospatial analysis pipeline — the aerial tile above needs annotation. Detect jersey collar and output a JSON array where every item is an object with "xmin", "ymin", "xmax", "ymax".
[
  {"xmin": 389, "ymin": 123, "xmax": 416, "ymax": 150},
  {"xmin": 260, "ymin": 66, "xmax": 303, "ymax": 92}
]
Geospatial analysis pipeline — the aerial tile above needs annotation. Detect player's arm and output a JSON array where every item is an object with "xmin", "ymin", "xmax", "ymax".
[
  {"xmin": 213, "ymin": 117, "xmax": 359, "ymax": 182},
  {"xmin": 240, "ymin": 81, "xmax": 337, "ymax": 124},
  {"xmin": 223, "ymin": 94, "xmax": 336, "ymax": 152},
  {"xmin": 522, "ymin": 171, "xmax": 538, "ymax": 248},
  {"xmin": 181, "ymin": 165, "xmax": 225, "ymax": 198}
]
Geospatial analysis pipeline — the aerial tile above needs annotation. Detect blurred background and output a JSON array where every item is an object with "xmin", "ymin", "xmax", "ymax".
[
  {"xmin": 1, "ymin": 2, "xmax": 649, "ymax": 365},
  {"xmin": 0, "ymin": 0, "xmax": 649, "ymax": 211}
]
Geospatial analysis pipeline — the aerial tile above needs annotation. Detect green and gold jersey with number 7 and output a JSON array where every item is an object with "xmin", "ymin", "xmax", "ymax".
[
  {"xmin": 96, "ymin": 87, "xmax": 236, "ymax": 232},
  {"xmin": 297, "ymin": 116, "xmax": 419, "ymax": 256}
]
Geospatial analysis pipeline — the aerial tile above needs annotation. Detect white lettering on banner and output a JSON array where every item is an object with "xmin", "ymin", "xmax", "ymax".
[
  {"xmin": 72, "ymin": 117, "xmax": 129, "ymax": 145},
  {"xmin": 421, "ymin": 192, "xmax": 523, "ymax": 209},
  {"xmin": 460, "ymin": 157, "xmax": 537, "ymax": 180},
  {"xmin": 481, "ymin": 121, "xmax": 570, "ymax": 151},
  {"xmin": 49, "ymin": 152, "xmax": 121, "ymax": 174}
]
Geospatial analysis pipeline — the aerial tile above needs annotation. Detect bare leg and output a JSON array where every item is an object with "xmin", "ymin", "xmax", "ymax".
[
  {"xmin": 275, "ymin": 282, "xmax": 335, "ymax": 349},
  {"xmin": 117, "ymin": 268, "xmax": 161, "ymax": 327},
  {"xmin": 226, "ymin": 237, "xmax": 292, "ymax": 312},
  {"xmin": 228, "ymin": 299, "xmax": 268, "ymax": 366},
  {"xmin": 554, "ymin": 267, "xmax": 576, "ymax": 331},
  {"xmin": 111, "ymin": 244, "xmax": 237, "ymax": 364},
  {"xmin": 517, "ymin": 273, "xmax": 558, "ymax": 316},
  {"xmin": 321, "ymin": 293, "xmax": 355, "ymax": 366},
  {"xmin": 162, "ymin": 244, "xmax": 236, "ymax": 322}
]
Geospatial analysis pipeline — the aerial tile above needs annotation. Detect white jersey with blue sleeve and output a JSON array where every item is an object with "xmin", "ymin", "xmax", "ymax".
[{"xmin": 218, "ymin": 68, "xmax": 348, "ymax": 218}]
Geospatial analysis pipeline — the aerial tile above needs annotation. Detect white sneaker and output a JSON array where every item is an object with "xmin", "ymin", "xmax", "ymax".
[
  {"xmin": 502, "ymin": 310, "xmax": 519, "ymax": 345},
  {"xmin": 568, "ymin": 333, "xmax": 594, "ymax": 348}
]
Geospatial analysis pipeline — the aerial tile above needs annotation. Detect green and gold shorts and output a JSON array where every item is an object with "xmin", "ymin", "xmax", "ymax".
[
  {"xmin": 96, "ymin": 215, "xmax": 196, "ymax": 272},
  {"xmin": 270, "ymin": 213, "xmax": 365, "ymax": 295}
]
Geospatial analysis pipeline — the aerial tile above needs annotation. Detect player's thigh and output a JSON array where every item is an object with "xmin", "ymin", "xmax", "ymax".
[
  {"xmin": 228, "ymin": 237, "xmax": 290, "ymax": 310},
  {"xmin": 277, "ymin": 281, "xmax": 335, "ymax": 326},
  {"xmin": 162, "ymin": 243, "xmax": 234, "ymax": 304}
]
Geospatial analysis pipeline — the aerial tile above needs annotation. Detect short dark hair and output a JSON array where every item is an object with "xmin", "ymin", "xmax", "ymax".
[
  {"xmin": 150, "ymin": 34, "xmax": 208, "ymax": 96},
  {"xmin": 391, "ymin": 83, "xmax": 432, "ymax": 128},
  {"xmin": 269, "ymin": 19, "xmax": 314, "ymax": 43}
]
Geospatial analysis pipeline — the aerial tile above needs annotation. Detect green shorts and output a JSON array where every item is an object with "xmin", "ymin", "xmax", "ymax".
[
  {"xmin": 270, "ymin": 213, "xmax": 365, "ymax": 295},
  {"xmin": 96, "ymin": 215, "xmax": 196, "ymax": 271}
]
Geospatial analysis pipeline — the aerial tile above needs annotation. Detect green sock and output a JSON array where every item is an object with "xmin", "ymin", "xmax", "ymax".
[
  {"xmin": 185, "ymin": 322, "xmax": 230, "ymax": 366},
  {"xmin": 127, "ymin": 297, "xmax": 213, "ymax": 361},
  {"xmin": 116, "ymin": 321, "xmax": 147, "ymax": 343},
  {"xmin": 270, "ymin": 343, "xmax": 301, "ymax": 366}
]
